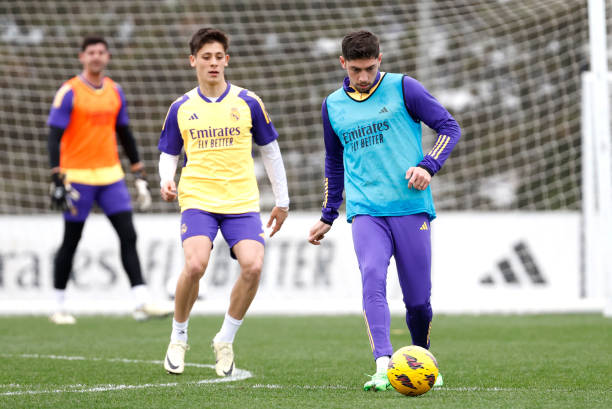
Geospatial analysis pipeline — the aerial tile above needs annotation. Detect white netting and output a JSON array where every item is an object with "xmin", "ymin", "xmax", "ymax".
[{"xmin": 0, "ymin": 0, "xmax": 610, "ymax": 213}]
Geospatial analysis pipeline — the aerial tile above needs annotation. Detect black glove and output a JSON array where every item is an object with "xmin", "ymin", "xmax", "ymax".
[{"xmin": 49, "ymin": 173, "xmax": 80, "ymax": 213}]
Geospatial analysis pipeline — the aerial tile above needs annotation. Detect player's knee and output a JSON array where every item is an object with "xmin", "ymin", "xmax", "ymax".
[
  {"xmin": 240, "ymin": 259, "xmax": 262, "ymax": 283},
  {"xmin": 184, "ymin": 256, "xmax": 208, "ymax": 279},
  {"xmin": 361, "ymin": 267, "xmax": 387, "ymax": 297}
]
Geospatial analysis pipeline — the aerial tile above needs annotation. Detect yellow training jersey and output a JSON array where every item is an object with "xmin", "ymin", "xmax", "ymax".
[{"xmin": 158, "ymin": 82, "xmax": 278, "ymax": 214}]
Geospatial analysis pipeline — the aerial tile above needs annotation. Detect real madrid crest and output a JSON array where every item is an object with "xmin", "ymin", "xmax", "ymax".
[{"xmin": 230, "ymin": 107, "xmax": 240, "ymax": 121}]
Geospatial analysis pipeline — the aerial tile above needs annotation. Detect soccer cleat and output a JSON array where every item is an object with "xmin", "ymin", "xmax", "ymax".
[
  {"xmin": 212, "ymin": 341, "xmax": 234, "ymax": 377},
  {"xmin": 49, "ymin": 312, "xmax": 76, "ymax": 325},
  {"xmin": 363, "ymin": 372, "xmax": 393, "ymax": 391},
  {"xmin": 434, "ymin": 372, "xmax": 444, "ymax": 387},
  {"xmin": 164, "ymin": 340, "xmax": 189, "ymax": 374},
  {"xmin": 133, "ymin": 302, "xmax": 173, "ymax": 321}
]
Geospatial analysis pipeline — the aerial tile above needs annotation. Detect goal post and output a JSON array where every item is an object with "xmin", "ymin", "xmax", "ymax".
[{"xmin": 584, "ymin": 0, "xmax": 612, "ymax": 317}]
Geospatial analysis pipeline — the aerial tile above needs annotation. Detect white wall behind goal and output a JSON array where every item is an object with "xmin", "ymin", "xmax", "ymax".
[{"xmin": 0, "ymin": 212, "xmax": 599, "ymax": 315}]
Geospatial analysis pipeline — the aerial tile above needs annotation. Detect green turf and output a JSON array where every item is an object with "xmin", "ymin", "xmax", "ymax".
[{"xmin": 0, "ymin": 314, "xmax": 610, "ymax": 408}]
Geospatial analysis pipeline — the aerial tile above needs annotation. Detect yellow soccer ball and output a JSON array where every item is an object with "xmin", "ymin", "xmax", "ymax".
[{"xmin": 387, "ymin": 345, "xmax": 439, "ymax": 396}]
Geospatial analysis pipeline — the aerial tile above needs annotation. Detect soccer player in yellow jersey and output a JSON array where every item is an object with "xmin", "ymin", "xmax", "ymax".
[
  {"xmin": 47, "ymin": 36, "xmax": 171, "ymax": 324},
  {"xmin": 159, "ymin": 28, "xmax": 290, "ymax": 376}
]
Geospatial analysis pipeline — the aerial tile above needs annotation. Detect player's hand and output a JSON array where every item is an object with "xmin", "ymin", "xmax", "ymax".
[
  {"xmin": 160, "ymin": 180, "xmax": 177, "ymax": 202},
  {"xmin": 267, "ymin": 206, "xmax": 288, "ymax": 237},
  {"xmin": 132, "ymin": 164, "xmax": 152, "ymax": 211},
  {"xmin": 134, "ymin": 178, "xmax": 152, "ymax": 211},
  {"xmin": 49, "ymin": 173, "xmax": 80, "ymax": 214},
  {"xmin": 308, "ymin": 220, "xmax": 332, "ymax": 245},
  {"xmin": 406, "ymin": 167, "xmax": 431, "ymax": 191}
]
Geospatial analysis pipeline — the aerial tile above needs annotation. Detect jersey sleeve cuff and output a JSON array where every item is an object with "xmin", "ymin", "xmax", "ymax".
[{"xmin": 417, "ymin": 164, "xmax": 435, "ymax": 176}]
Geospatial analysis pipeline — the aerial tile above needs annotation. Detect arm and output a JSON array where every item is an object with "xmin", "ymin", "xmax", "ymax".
[
  {"xmin": 402, "ymin": 76, "xmax": 461, "ymax": 190},
  {"xmin": 260, "ymin": 140, "xmax": 290, "ymax": 237},
  {"xmin": 47, "ymin": 85, "xmax": 79, "ymax": 212},
  {"xmin": 320, "ymin": 98, "xmax": 344, "ymax": 225},
  {"xmin": 241, "ymin": 89, "xmax": 289, "ymax": 236},
  {"xmin": 402, "ymin": 76, "xmax": 461, "ymax": 176},
  {"xmin": 260, "ymin": 140, "xmax": 289, "ymax": 208},
  {"xmin": 158, "ymin": 96, "xmax": 187, "ymax": 203},
  {"xmin": 309, "ymin": 99, "xmax": 344, "ymax": 245},
  {"xmin": 47, "ymin": 126, "xmax": 79, "ymax": 212},
  {"xmin": 115, "ymin": 85, "xmax": 151, "ymax": 210},
  {"xmin": 159, "ymin": 152, "xmax": 179, "ymax": 202}
]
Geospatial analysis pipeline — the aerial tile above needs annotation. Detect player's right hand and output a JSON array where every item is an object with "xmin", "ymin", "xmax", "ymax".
[
  {"xmin": 160, "ymin": 180, "xmax": 177, "ymax": 202},
  {"xmin": 49, "ymin": 173, "xmax": 80, "ymax": 214},
  {"xmin": 308, "ymin": 220, "xmax": 332, "ymax": 245}
]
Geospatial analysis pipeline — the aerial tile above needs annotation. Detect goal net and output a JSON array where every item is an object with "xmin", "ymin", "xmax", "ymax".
[{"xmin": 1, "ymin": 0, "xmax": 609, "ymax": 214}]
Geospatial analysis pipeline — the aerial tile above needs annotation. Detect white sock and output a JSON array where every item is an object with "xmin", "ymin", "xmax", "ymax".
[
  {"xmin": 131, "ymin": 284, "xmax": 151, "ymax": 309},
  {"xmin": 54, "ymin": 288, "xmax": 66, "ymax": 312},
  {"xmin": 213, "ymin": 312, "xmax": 243, "ymax": 343},
  {"xmin": 171, "ymin": 318, "xmax": 189, "ymax": 343},
  {"xmin": 376, "ymin": 356, "xmax": 390, "ymax": 373}
]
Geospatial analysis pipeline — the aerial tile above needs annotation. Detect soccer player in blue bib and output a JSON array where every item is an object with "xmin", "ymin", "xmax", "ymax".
[
  {"xmin": 308, "ymin": 31, "xmax": 461, "ymax": 391},
  {"xmin": 158, "ymin": 28, "xmax": 290, "ymax": 377}
]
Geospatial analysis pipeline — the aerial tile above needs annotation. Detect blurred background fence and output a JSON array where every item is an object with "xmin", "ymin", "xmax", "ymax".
[{"xmin": 2, "ymin": 0, "xmax": 610, "ymax": 214}]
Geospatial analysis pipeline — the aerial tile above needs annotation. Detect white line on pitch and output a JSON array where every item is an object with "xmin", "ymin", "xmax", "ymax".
[{"xmin": 0, "ymin": 353, "xmax": 252, "ymax": 396}]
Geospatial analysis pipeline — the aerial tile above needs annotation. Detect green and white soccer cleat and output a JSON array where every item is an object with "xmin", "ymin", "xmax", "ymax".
[
  {"xmin": 164, "ymin": 340, "xmax": 189, "ymax": 374},
  {"xmin": 212, "ymin": 341, "xmax": 234, "ymax": 377},
  {"xmin": 434, "ymin": 372, "xmax": 444, "ymax": 387},
  {"xmin": 363, "ymin": 372, "xmax": 393, "ymax": 391}
]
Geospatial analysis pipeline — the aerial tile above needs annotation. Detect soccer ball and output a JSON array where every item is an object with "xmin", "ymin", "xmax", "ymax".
[{"xmin": 387, "ymin": 345, "xmax": 439, "ymax": 396}]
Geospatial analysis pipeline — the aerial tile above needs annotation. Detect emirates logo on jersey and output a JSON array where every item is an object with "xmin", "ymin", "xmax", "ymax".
[{"xmin": 230, "ymin": 107, "xmax": 240, "ymax": 121}]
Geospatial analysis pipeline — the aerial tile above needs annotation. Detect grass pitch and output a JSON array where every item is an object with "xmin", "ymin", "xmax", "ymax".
[{"xmin": 0, "ymin": 314, "xmax": 610, "ymax": 408}]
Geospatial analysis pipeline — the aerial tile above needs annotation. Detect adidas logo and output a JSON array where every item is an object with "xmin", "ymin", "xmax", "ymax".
[
  {"xmin": 379, "ymin": 106, "xmax": 389, "ymax": 114},
  {"xmin": 480, "ymin": 241, "xmax": 546, "ymax": 286},
  {"xmin": 419, "ymin": 221, "xmax": 428, "ymax": 231},
  {"xmin": 188, "ymin": 113, "xmax": 199, "ymax": 120}
]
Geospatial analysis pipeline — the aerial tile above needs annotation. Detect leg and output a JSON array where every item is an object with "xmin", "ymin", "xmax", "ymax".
[
  {"xmin": 351, "ymin": 215, "xmax": 394, "ymax": 360},
  {"xmin": 54, "ymin": 182, "xmax": 96, "ymax": 289},
  {"xmin": 53, "ymin": 220, "xmax": 85, "ymax": 291},
  {"xmin": 163, "ymin": 234, "xmax": 212, "ymax": 375},
  {"xmin": 107, "ymin": 210, "xmax": 145, "ymax": 287},
  {"xmin": 219, "ymin": 211, "xmax": 266, "ymax": 321},
  {"xmin": 209, "ymin": 239, "xmax": 263, "ymax": 377},
  {"xmin": 388, "ymin": 214, "xmax": 432, "ymax": 349},
  {"xmin": 98, "ymin": 180, "xmax": 143, "ymax": 287},
  {"xmin": 100, "ymin": 181, "xmax": 170, "ymax": 318},
  {"xmin": 212, "ymin": 212, "xmax": 265, "ymax": 377},
  {"xmin": 175, "ymin": 235, "xmax": 213, "ymax": 321},
  {"xmin": 228, "ymin": 239, "xmax": 265, "ymax": 320},
  {"xmin": 50, "ymin": 183, "xmax": 95, "ymax": 324}
]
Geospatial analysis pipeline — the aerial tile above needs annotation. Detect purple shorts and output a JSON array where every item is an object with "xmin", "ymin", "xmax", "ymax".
[
  {"xmin": 180, "ymin": 209, "xmax": 265, "ymax": 258},
  {"xmin": 64, "ymin": 180, "xmax": 132, "ymax": 222}
]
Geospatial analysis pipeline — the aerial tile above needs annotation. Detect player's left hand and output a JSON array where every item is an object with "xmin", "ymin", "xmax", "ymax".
[
  {"xmin": 135, "ymin": 178, "xmax": 152, "ymax": 211},
  {"xmin": 406, "ymin": 167, "xmax": 431, "ymax": 191},
  {"xmin": 267, "ymin": 206, "xmax": 288, "ymax": 237},
  {"xmin": 132, "ymin": 164, "xmax": 152, "ymax": 211}
]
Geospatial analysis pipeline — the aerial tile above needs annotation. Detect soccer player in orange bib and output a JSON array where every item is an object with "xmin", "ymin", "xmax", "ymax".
[
  {"xmin": 47, "ymin": 36, "xmax": 171, "ymax": 324},
  {"xmin": 158, "ymin": 28, "xmax": 290, "ymax": 377}
]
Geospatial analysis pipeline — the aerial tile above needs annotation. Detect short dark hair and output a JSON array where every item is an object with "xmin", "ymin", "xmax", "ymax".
[
  {"xmin": 190, "ymin": 28, "xmax": 229, "ymax": 55},
  {"xmin": 341, "ymin": 30, "xmax": 380, "ymax": 61},
  {"xmin": 81, "ymin": 36, "xmax": 108, "ymax": 51}
]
